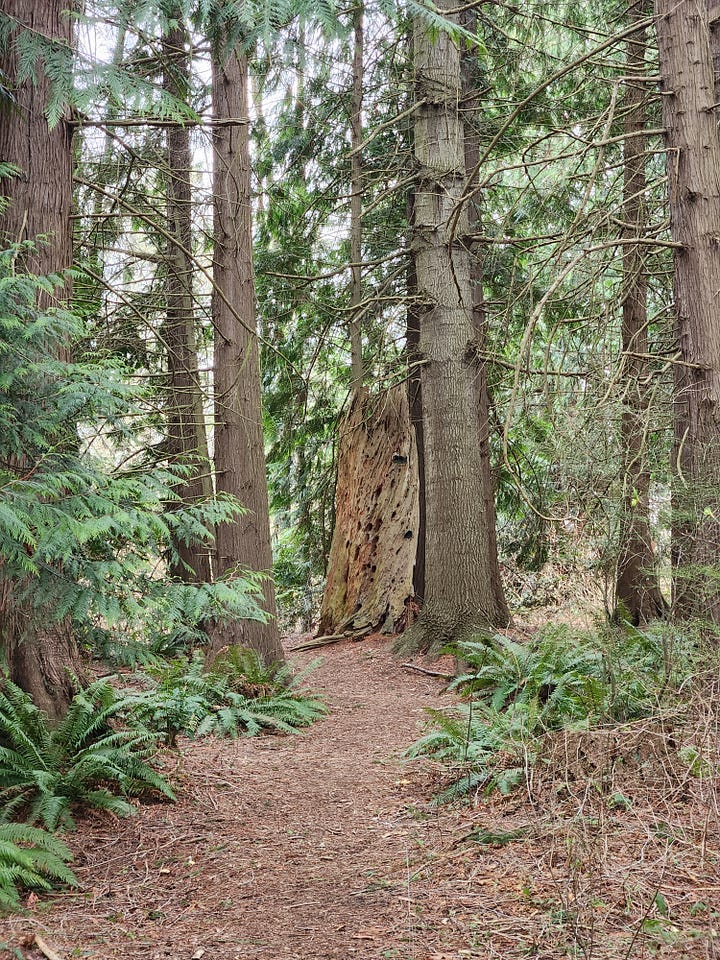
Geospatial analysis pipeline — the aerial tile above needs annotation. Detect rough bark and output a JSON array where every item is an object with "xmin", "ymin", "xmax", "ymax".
[
  {"xmin": 209, "ymin": 39, "xmax": 284, "ymax": 663},
  {"xmin": 0, "ymin": 0, "xmax": 84, "ymax": 717},
  {"xmin": 319, "ymin": 6, "xmax": 421, "ymax": 636},
  {"xmin": 406, "ymin": 203, "xmax": 426, "ymax": 603},
  {"xmin": 162, "ymin": 17, "xmax": 213, "ymax": 583},
  {"xmin": 349, "ymin": 2, "xmax": 364, "ymax": 390},
  {"xmin": 614, "ymin": 0, "xmax": 667, "ymax": 624},
  {"xmin": 460, "ymin": 6, "xmax": 509, "ymax": 624},
  {"xmin": 402, "ymin": 1, "xmax": 510, "ymax": 653},
  {"xmin": 0, "ymin": 587, "xmax": 78, "ymax": 721},
  {"xmin": 0, "ymin": 0, "xmax": 73, "ymax": 275},
  {"xmin": 656, "ymin": 0, "xmax": 720, "ymax": 623},
  {"xmin": 318, "ymin": 387, "xmax": 419, "ymax": 636}
]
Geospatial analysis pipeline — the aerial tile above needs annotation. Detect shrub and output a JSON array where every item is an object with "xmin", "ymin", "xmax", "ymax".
[
  {"xmin": 127, "ymin": 648, "xmax": 326, "ymax": 745},
  {"xmin": 0, "ymin": 249, "xmax": 267, "ymax": 672},
  {"xmin": 409, "ymin": 622, "xmax": 697, "ymax": 799},
  {"xmin": 0, "ymin": 679, "xmax": 174, "ymax": 830},
  {"xmin": 0, "ymin": 823, "xmax": 77, "ymax": 912}
]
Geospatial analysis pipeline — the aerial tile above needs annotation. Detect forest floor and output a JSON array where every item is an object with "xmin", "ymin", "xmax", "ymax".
[{"xmin": 0, "ymin": 632, "xmax": 718, "ymax": 960}]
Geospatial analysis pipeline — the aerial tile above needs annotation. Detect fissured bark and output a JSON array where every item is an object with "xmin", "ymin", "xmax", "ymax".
[
  {"xmin": 0, "ymin": 0, "xmax": 85, "ymax": 717},
  {"xmin": 656, "ymin": 0, "xmax": 720, "ymax": 623},
  {"xmin": 209, "ymin": 38, "xmax": 284, "ymax": 663}
]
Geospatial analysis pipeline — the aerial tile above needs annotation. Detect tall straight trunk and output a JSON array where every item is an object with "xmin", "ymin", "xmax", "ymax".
[
  {"xmin": 209, "ymin": 38, "xmax": 284, "ymax": 662},
  {"xmin": 349, "ymin": 2, "xmax": 364, "ymax": 390},
  {"xmin": 656, "ymin": 0, "xmax": 720, "ymax": 624},
  {"xmin": 162, "ymin": 17, "xmax": 213, "ymax": 583},
  {"xmin": 403, "ymin": 0, "xmax": 509, "ymax": 652},
  {"xmin": 406, "ymin": 199, "xmax": 426, "ymax": 603},
  {"xmin": 460, "ymin": 6, "xmax": 509, "ymax": 623},
  {"xmin": 614, "ymin": 0, "xmax": 666, "ymax": 624},
  {"xmin": 0, "ymin": 0, "xmax": 84, "ymax": 717}
]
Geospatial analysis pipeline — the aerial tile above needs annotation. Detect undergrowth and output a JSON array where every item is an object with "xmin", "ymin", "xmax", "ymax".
[
  {"xmin": 0, "ymin": 823, "xmax": 77, "ymax": 911},
  {"xmin": 0, "ymin": 678, "xmax": 174, "ymax": 830},
  {"xmin": 126, "ymin": 647, "xmax": 327, "ymax": 746},
  {"xmin": 408, "ymin": 621, "xmax": 700, "ymax": 800},
  {"xmin": 0, "ymin": 645, "xmax": 327, "ymax": 910}
]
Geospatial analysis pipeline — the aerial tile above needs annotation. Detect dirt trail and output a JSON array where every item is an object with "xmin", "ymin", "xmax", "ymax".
[{"xmin": 0, "ymin": 637, "xmax": 470, "ymax": 960}]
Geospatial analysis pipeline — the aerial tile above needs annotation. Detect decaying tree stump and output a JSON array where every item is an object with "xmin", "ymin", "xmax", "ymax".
[{"xmin": 318, "ymin": 385, "xmax": 419, "ymax": 636}]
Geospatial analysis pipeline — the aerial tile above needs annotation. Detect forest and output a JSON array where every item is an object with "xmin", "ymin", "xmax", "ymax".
[{"xmin": 0, "ymin": 0, "xmax": 719, "ymax": 956}]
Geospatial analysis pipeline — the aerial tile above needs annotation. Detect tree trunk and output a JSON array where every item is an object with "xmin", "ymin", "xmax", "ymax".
[
  {"xmin": 349, "ymin": 1, "xmax": 364, "ymax": 390},
  {"xmin": 460, "ymin": 6, "xmax": 509, "ymax": 623},
  {"xmin": 162, "ymin": 16, "xmax": 213, "ymax": 583},
  {"xmin": 318, "ymin": 387, "xmax": 419, "ymax": 636},
  {"xmin": 614, "ymin": 0, "xmax": 667, "ymax": 624},
  {"xmin": 0, "ymin": 589, "xmax": 78, "ymax": 721},
  {"xmin": 318, "ymin": 5, "xmax": 422, "ymax": 637},
  {"xmin": 406, "ymin": 201, "xmax": 426, "ymax": 603},
  {"xmin": 656, "ymin": 0, "xmax": 720, "ymax": 624},
  {"xmin": 209, "ymin": 38, "xmax": 284, "ymax": 663},
  {"xmin": 0, "ymin": 0, "xmax": 84, "ymax": 717},
  {"xmin": 402, "ymin": 0, "xmax": 509, "ymax": 653}
]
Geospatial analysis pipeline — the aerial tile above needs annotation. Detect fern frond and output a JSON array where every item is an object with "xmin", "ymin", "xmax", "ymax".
[{"xmin": 0, "ymin": 822, "xmax": 76, "ymax": 912}]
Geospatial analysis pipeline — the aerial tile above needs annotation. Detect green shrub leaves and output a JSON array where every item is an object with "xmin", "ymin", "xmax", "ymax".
[
  {"xmin": 410, "ymin": 623, "xmax": 697, "ymax": 799},
  {"xmin": 128, "ymin": 648, "xmax": 326, "ymax": 745},
  {"xmin": 0, "ymin": 679, "xmax": 174, "ymax": 831}
]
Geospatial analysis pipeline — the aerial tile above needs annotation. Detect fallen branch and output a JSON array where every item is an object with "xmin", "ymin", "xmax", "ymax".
[
  {"xmin": 34, "ymin": 935, "xmax": 64, "ymax": 960},
  {"xmin": 401, "ymin": 662, "xmax": 454, "ymax": 680},
  {"xmin": 290, "ymin": 627, "xmax": 371, "ymax": 651}
]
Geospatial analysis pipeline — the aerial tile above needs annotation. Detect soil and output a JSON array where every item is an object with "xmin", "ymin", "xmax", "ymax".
[{"xmin": 0, "ymin": 634, "xmax": 718, "ymax": 960}]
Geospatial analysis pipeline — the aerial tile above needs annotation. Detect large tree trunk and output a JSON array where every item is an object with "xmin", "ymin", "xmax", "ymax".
[
  {"xmin": 318, "ymin": 387, "xmax": 419, "ymax": 636},
  {"xmin": 318, "ymin": 5, "xmax": 421, "ymax": 637},
  {"xmin": 209, "ymin": 38, "xmax": 284, "ymax": 663},
  {"xmin": 349, "ymin": 2, "xmax": 364, "ymax": 390},
  {"xmin": 402, "ymin": 0, "xmax": 509, "ymax": 653},
  {"xmin": 0, "ymin": 591, "xmax": 78, "ymax": 720},
  {"xmin": 656, "ymin": 0, "xmax": 720, "ymax": 624},
  {"xmin": 460, "ymin": 6, "xmax": 509, "ymax": 623},
  {"xmin": 0, "ymin": 0, "xmax": 84, "ymax": 717},
  {"xmin": 162, "ymin": 16, "xmax": 213, "ymax": 583},
  {"xmin": 614, "ymin": 0, "xmax": 666, "ymax": 624},
  {"xmin": 406, "ymin": 207, "xmax": 426, "ymax": 603}
]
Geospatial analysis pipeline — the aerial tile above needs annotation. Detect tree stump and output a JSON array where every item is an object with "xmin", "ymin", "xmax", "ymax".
[{"xmin": 318, "ymin": 385, "xmax": 419, "ymax": 636}]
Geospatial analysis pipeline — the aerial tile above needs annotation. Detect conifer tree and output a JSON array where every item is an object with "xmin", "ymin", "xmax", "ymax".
[
  {"xmin": 615, "ymin": 0, "xmax": 666, "ymax": 623},
  {"xmin": 209, "ymin": 26, "xmax": 284, "ymax": 662},
  {"xmin": 655, "ymin": 0, "xmax": 720, "ymax": 624},
  {"xmin": 162, "ymin": 8, "xmax": 213, "ymax": 583},
  {"xmin": 405, "ymin": 0, "xmax": 509, "ymax": 651},
  {"xmin": 0, "ymin": 0, "xmax": 85, "ymax": 717}
]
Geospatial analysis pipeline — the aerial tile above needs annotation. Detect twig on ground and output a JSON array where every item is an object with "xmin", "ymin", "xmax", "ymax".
[
  {"xmin": 34, "ymin": 935, "xmax": 64, "ymax": 960},
  {"xmin": 401, "ymin": 662, "xmax": 454, "ymax": 680},
  {"xmin": 290, "ymin": 628, "xmax": 371, "ymax": 651}
]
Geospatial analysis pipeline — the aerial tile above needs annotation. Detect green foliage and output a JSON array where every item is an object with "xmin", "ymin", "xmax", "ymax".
[
  {"xmin": 0, "ymin": 679, "xmax": 174, "ymax": 831},
  {"xmin": 0, "ymin": 822, "xmax": 76, "ymax": 912},
  {"xmin": 127, "ymin": 649, "xmax": 326, "ymax": 745},
  {"xmin": 409, "ymin": 623, "xmax": 696, "ymax": 799},
  {"xmin": 0, "ymin": 250, "xmax": 266, "ymax": 665},
  {"xmin": 209, "ymin": 644, "xmax": 290, "ymax": 689},
  {"xmin": 273, "ymin": 528, "xmax": 318, "ymax": 630}
]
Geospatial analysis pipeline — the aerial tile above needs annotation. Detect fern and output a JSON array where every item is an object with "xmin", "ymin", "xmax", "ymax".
[
  {"xmin": 410, "ymin": 623, "xmax": 698, "ymax": 801},
  {"xmin": 0, "ymin": 680, "xmax": 174, "ymax": 830},
  {"xmin": 0, "ymin": 823, "xmax": 77, "ymax": 912},
  {"xmin": 128, "ymin": 648, "xmax": 326, "ymax": 745}
]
